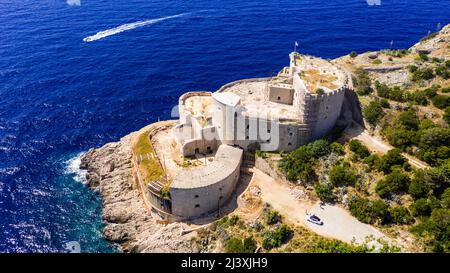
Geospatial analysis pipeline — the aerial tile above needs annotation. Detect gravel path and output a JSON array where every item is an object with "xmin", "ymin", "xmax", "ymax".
[{"xmin": 252, "ymin": 169, "xmax": 391, "ymax": 245}]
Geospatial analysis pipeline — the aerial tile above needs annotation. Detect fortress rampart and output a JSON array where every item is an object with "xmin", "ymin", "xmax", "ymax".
[{"xmin": 133, "ymin": 52, "xmax": 352, "ymax": 221}]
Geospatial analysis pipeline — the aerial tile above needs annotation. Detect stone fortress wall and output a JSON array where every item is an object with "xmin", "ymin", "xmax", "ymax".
[
  {"xmin": 169, "ymin": 145, "xmax": 243, "ymax": 219},
  {"xmin": 140, "ymin": 52, "xmax": 350, "ymax": 221}
]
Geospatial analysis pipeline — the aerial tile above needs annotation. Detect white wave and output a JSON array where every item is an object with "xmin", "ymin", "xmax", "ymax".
[
  {"xmin": 83, "ymin": 13, "xmax": 189, "ymax": 42},
  {"xmin": 0, "ymin": 167, "xmax": 20, "ymax": 175},
  {"xmin": 65, "ymin": 153, "xmax": 87, "ymax": 184}
]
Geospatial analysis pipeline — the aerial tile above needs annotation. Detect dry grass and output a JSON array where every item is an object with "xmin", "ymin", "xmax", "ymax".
[
  {"xmin": 133, "ymin": 131, "xmax": 164, "ymax": 184},
  {"xmin": 301, "ymin": 69, "xmax": 338, "ymax": 92}
]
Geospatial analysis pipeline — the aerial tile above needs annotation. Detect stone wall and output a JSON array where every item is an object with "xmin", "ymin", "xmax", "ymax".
[
  {"xmin": 170, "ymin": 145, "xmax": 243, "ymax": 219},
  {"xmin": 268, "ymin": 85, "xmax": 294, "ymax": 105}
]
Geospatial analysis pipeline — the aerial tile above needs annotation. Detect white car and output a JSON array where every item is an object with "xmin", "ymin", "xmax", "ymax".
[{"xmin": 307, "ymin": 214, "xmax": 324, "ymax": 226}]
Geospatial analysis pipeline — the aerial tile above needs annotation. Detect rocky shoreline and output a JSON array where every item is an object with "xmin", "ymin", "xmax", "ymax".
[{"xmin": 80, "ymin": 133, "xmax": 198, "ymax": 253}]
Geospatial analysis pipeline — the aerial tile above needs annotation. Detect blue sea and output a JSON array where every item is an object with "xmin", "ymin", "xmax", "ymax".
[{"xmin": 0, "ymin": 0, "xmax": 448, "ymax": 253}]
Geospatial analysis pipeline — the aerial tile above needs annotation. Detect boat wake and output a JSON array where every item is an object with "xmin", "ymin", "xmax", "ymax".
[{"xmin": 83, "ymin": 13, "xmax": 189, "ymax": 42}]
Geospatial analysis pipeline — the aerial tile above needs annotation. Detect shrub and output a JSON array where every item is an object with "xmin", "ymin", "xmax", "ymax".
[
  {"xmin": 315, "ymin": 182, "xmax": 335, "ymax": 202},
  {"xmin": 408, "ymin": 65, "xmax": 418, "ymax": 73},
  {"xmin": 376, "ymin": 170, "xmax": 411, "ymax": 197},
  {"xmin": 389, "ymin": 206, "xmax": 414, "ymax": 225},
  {"xmin": 349, "ymin": 197, "xmax": 390, "ymax": 224},
  {"xmin": 225, "ymin": 236, "xmax": 257, "ymax": 253},
  {"xmin": 418, "ymin": 127, "xmax": 450, "ymax": 165},
  {"xmin": 363, "ymin": 100, "xmax": 384, "ymax": 126},
  {"xmin": 377, "ymin": 149, "xmax": 406, "ymax": 174},
  {"xmin": 384, "ymin": 126, "xmax": 416, "ymax": 149},
  {"xmin": 440, "ymin": 188, "xmax": 450, "ymax": 209},
  {"xmin": 384, "ymin": 49, "xmax": 408, "ymax": 58},
  {"xmin": 380, "ymin": 98, "xmax": 390, "ymax": 108},
  {"xmin": 410, "ymin": 198, "xmax": 432, "ymax": 216},
  {"xmin": 266, "ymin": 210, "xmax": 281, "ymax": 225},
  {"xmin": 242, "ymin": 236, "xmax": 257, "ymax": 253},
  {"xmin": 435, "ymin": 65, "xmax": 450, "ymax": 79},
  {"xmin": 398, "ymin": 110, "xmax": 419, "ymax": 130},
  {"xmin": 330, "ymin": 142, "xmax": 344, "ymax": 155},
  {"xmin": 411, "ymin": 67, "xmax": 435, "ymax": 82},
  {"xmin": 409, "ymin": 165, "xmax": 449, "ymax": 199},
  {"xmin": 349, "ymin": 51, "xmax": 358, "ymax": 58},
  {"xmin": 279, "ymin": 140, "xmax": 331, "ymax": 182},
  {"xmin": 407, "ymin": 90, "xmax": 428, "ymax": 106},
  {"xmin": 375, "ymin": 81, "xmax": 391, "ymax": 98},
  {"xmin": 311, "ymin": 239, "xmax": 369, "ymax": 253},
  {"xmin": 429, "ymin": 209, "xmax": 450, "ymax": 252},
  {"xmin": 228, "ymin": 215, "xmax": 240, "ymax": 226},
  {"xmin": 389, "ymin": 86, "xmax": 406, "ymax": 102},
  {"xmin": 363, "ymin": 154, "xmax": 380, "ymax": 169},
  {"xmin": 352, "ymin": 68, "xmax": 373, "ymax": 95},
  {"xmin": 443, "ymin": 107, "xmax": 450, "ymax": 124},
  {"xmin": 329, "ymin": 165, "xmax": 357, "ymax": 187},
  {"xmin": 423, "ymin": 85, "xmax": 440, "ymax": 98},
  {"xmin": 316, "ymin": 88, "xmax": 325, "ymax": 95},
  {"xmin": 416, "ymin": 53, "xmax": 429, "ymax": 62},
  {"xmin": 431, "ymin": 95, "xmax": 450, "ymax": 109},
  {"xmin": 262, "ymin": 225, "xmax": 291, "ymax": 249},
  {"xmin": 349, "ymin": 139, "xmax": 370, "ymax": 159},
  {"xmin": 308, "ymin": 139, "xmax": 331, "ymax": 157},
  {"xmin": 372, "ymin": 59, "xmax": 382, "ymax": 65}
]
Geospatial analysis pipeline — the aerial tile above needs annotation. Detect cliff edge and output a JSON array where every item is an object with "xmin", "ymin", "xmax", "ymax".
[{"xmin": 80, "ymin": 133, "xmax": 198, "ymax": 253}]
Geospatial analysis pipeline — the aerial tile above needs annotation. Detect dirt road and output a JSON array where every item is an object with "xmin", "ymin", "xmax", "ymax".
[
  {"xmin": 347, "ymin": 125, "xmax": 429, "ymax": 169},
  {"xmin": 251, "ymin": 169, "xmax": 391, "ymax": 245}
]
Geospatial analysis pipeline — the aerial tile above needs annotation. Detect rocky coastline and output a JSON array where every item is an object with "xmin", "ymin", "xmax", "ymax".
[{"xmin": 80, "ymin": 133, "xmax": 198, "ymax": 253}]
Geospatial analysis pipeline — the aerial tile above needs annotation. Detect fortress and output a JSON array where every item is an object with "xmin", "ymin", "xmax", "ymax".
[{"xmin": 136, "ymin": 52, "xmax": 352, "ymax": 220}]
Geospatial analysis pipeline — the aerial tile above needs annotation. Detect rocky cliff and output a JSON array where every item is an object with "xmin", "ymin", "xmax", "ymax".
[{"xmin": 80, "ymin": 133, "xmax": 198, "ymax": 253}]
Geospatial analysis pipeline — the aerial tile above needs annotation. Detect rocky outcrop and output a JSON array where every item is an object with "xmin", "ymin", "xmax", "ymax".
[
  {"xmin": 80, "ymin": 133, "xmax": 199, "ymax": 253},
  {"xmin": 410, "ymin": 24, "xmax": 450, "ymax": 55}
]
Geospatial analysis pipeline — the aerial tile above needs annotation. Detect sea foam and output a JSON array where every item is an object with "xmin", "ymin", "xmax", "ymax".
[
  {"xmin": 65, "ymin": 153, "xmax": 87, "ymax": 184},
  {"xmin": 83, "ymin": 13, "xmax": 189, "ymax": 42}
]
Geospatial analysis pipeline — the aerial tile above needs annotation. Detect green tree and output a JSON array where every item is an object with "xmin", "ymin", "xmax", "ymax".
[
  {"xmin": 242, "ymin": 236, "xmax": 257, "ymax": 253},
  {"xmin": 431, "ymin": 95, "xmax": 450, "ymax": 109},
  {"xmin": 349, "ymin": 139, "xmax": 370, "ymax": 159},
  {"xmin": 349, "ymin": 197, "xmax": 389, "ymax": 224},
  {"xmin": 377, "ymin": 149, "xmax": 406, "ymax": 174},
  {"xmin": 315, "ymin": 182, "xmax": 335, "ymax": 202},
  {"xmin": 262, "ymin": 225, "xmax": 292, "ymax": 249},
  {"xmin": 266, "ymin": 210, "xmax": 281, "ymax": 225},
  {"xmin": 443, "ymin": 106, "xmax": 450, "ymax": 124},
  {"xmin": 376, "ymin": 170, "xmax": 411, "ymax": 197},
  {"xmin": 409, "ymin": 170, "xmax": 433, "ymax": 199},
  {"xmin": 349, "ymin": 51, "xmax": 358, "ymax": 58},
  {"xmin": 389, "ymin": 86, "xmax": 406, "ymax": 102},
  {"xmin": 397, "ymin": 110, "xmax": 419, "ymax": 130},
  {"xmin": 329, "ymin": 165, "xmax": 356, "ymax": 187},
  {"xmin": 389, "ymin": 206, "xmax": 413, "ymax": 225},
  {"xmin": 375, "ymin": 81, "xmax": 391, "ymax": 98},
  {"xmin": 410, "ymin": 198, "xmax": 432, "ymax": 217},
  {"xmin": 330, "ymin": 142, "xmax": 344, "ymax": 155},
  {"xmin": 363, "ymin": 100, "xmax": 384, "ymax": 126},
  {"xmin": 225, "ymin": 237, "xmax": 244, "ymax": 253},
  {"xmin": 429, "ymin": 209, "xmax": 450, "ymax": 252},
  {"xmin": 353, "ymin": 68, "xmax": 373, "ymax": 95}
]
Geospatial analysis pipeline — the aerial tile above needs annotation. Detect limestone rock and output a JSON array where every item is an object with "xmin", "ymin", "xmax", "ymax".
[{"xmin": 80, "ymin": 132, "xmax": 197, "ymax": 253}]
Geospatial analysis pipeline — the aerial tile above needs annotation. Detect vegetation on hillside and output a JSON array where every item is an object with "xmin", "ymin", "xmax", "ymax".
[{"xmin": 345, "ymin": 48, "xmax": 450, "ymax": 251}]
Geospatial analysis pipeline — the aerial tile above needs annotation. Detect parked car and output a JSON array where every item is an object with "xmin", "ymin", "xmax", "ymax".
[{"xmin": 307, "ymin": 214, "xmax": 324, "ymax": 225}]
